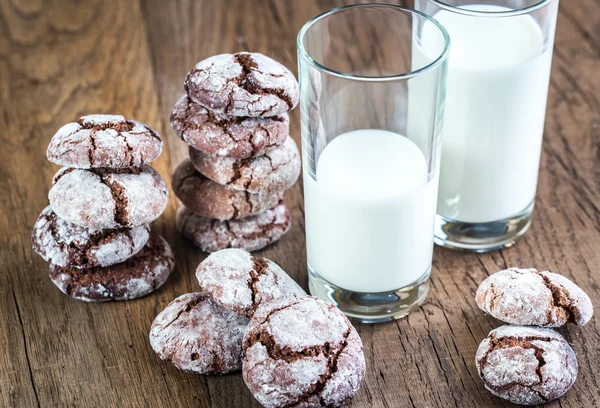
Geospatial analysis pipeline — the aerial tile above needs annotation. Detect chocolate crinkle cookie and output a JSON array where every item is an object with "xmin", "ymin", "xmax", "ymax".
[
  {"xmin": 476, "ymin": 325, "xmax": 578, "ymax": 406},
  {"xmin": 49, "ymin": 165, "xmax": 168, "ymax": 229},
  {"xmin": 149, "ymin": 292, "xmax": 248, "ymax": 375},
  {"xmin": 32, "ymin": 206, "xmax": 150, "ymax": 268},
  {"xmin": 172, "ymin": 158, "xmax": 282, "ymax": 220},
  {"xmin": 195, "ymin": 248, "xmax": 305, "ymax": 318},
  {"xmin": 189, "ymin": 135, "xmax": 301, "ymax": 194},
  {"xmin": 476, "ymin": 268, "xmax": 593, "ymax": 327},
  {"xmin": 184, "ymin": 52, "xmax": 299, "ymax": 117},
  {"xmin": 170, "ymin": 94, "xmax": 289, "ymax": 158},
  {"xmin": 176, "ymin": 202, "xmax": 291, "ymax": 253},
  {"xmin": 47, "ymin": 114, "xmax": 162, "ymax": 168},
  {"xmin": 243, "ymin": 296, "xmax": 365, "ymax": 408},
  {"xmin": 49, "ymin": 234, "xmax": 174, "ymax": 302}
]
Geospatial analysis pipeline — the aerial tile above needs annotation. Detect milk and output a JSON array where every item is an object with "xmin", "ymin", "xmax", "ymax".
[
  {"xmin": 304, "ymin": 129, "xmax": 438, "ymax": 293},
  {"xmin": 415, "ymin": 4, "xmax": 553, "ymax": 223}
]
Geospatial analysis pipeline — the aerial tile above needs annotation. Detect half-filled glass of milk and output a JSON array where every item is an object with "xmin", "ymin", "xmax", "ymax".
[
  {"xmin": 297, "ymin": 4, "xmax": 449, "ymax": 322},
  {"xmin": 415, "ymin": 0, "xmax": 559, "ymax": 252}
]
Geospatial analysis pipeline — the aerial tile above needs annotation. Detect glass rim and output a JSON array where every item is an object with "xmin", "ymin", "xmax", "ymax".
[
  {"xmin": 296, "ymin": 3, "xmax": 450, "ymax": 82},
  {"xmin": 428, "ymin": 0, "xmax": 554, "ymax": 17}
]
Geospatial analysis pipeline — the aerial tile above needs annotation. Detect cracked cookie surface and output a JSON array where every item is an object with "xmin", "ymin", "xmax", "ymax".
[
  {"xmin": 32, "ymin": 206, "xmax": 150, "ymax": 268},
  {"xmin": 172, "ymin": 159, "xmax": 282, "ymax": 220},
  {"xmin": 189, "ymin": 136, "xmax": 300, "ymax": 194},
  {"xmin": 170, "ymin": 94, "xmax": 288, "ymax": 158},
  {"xmin": 149, "ymin": 292, "xmax": 248, "ymax": 375},
  {"xmin": 476, "ymin": 268, "xmax": 593, "ymax": 327},
  {"xmin": 184, "ymin": 52, "xmax": 299, "ymax": 117},
  {"xmin": 49, "ymin": 164, "xmax": 168, "ymax": 229},
  {"xmin": 177, "ymin": 202, "xmax": 291, "ymax": 253},
  {"xmin": 476, "ymin": 325, "xmax": 578, "ymax": 406},
  {"xmin": 49, "ymin": 234, "xmax": 174, "ymax": 302},
  {"xmin": 242, "ymin": 296, "xmax": 365, "ymax": 408},
  {"xmin": 195, "ymin": 248, "xmax": 305, "ymax": 318},
  {"xmin": 47, "ymin": 114, "xmax": 162, "ymax": 168}
]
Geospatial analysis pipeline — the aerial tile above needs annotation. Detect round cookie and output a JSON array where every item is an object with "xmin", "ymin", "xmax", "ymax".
[
  {"xmin": 49, "ymin": 234, "xmax": 174, "ymax": 302},
  {"xmin": 189, "ymin": 136, "xmax": 300, "ymax": 194},
  {"xmin": 184, "ymin": 52, "xmax": 299, "ymax": 117},
  {"xmin": 47, "ymin": 114, "xmax": 162, "ymax": 168},
  {"xmin": 32, "ymin": 206, "xmax": 150, "ymax": 269},
  {"xmin": 149, "ymin": 292, "xmax": 248, "ymax": 375},
  {"xmin": 170, "ymin": 94, "xmax": 289, "ymax": 159},
  {"xmin": 177, "ymin": 202, "xmax": 291, "ymax": 253},
  {"xmin": 49, "ymin": 165, "xmax": 168, "ymax": 229},
  {"xmin": 195, "ymin": 248, "xmax": 305, "ymax": 318},
  {"xmin": 243, "ymin": 296, "xmax": 365, "ymax": 408},
  {"xmin": 476, "ymin": 268, "xmax": 593, "ymax": 327},
  {"xmin": 476, "ymin": 325, "xmax": 578, "ymax": 406},
  {"xmin": 172, "ymin": 159, "xmax": 282, "ymax": 220}
]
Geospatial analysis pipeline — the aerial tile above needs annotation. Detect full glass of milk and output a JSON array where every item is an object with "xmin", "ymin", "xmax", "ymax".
[
  {"xmin": 297, "ymin": 4, "xmax": 449, "ymax": 322},
  {"xmin": 415, "ymin": 0, "xmax": 560, "ymax": 252}
]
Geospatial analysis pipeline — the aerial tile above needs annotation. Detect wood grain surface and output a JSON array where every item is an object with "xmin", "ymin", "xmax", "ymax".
[{"xmin": 1, "ymin": 0, "xmax": 599, "ymax": 407}]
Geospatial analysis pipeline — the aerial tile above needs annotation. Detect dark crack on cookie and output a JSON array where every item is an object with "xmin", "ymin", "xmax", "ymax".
[
  {"xmin": 162, "ymin": 294, "xmax": 206, "ymax": 331},
  {"xmin": 34, "ymin": 208, "xmax": 142, "ymax": 267},
  {"xmin": 49, "ymin": 234, "xmax": 173, "ymax": 302},
  {"xmin": 171, "ymin": 94, "xmax": 288, "ymax": 158},
  {"xmin": 229, "ymin": 158, "xmax": 249, "ymax": 185},
  {"xmin": 246, "ymin": 303, "xmax": 353, "ymax": 407},
  {"xmin": 535, "ymin": 271, "xmax": 576, "ymax": 324},
  {"xmin": 97, "ymin": 174, "xmax": 130, "ymax": 226},
  {"xmin": 88, "ymin": 131, "xmax": 97, "ymax": 167},
  {"xmin": 78, "ymin": 117, "xmax": 135, "ymax": 132},
  {"xmin": 235, "ymin": 53, "xmax": 294, "ymax": 111},
  {"xmin": 117, "ymin": 133, "xmax": 135, "ymax": 167},
  {"xmin": 478, "ymin": 334, "xmax": 553, "ymax": 401},
  {"xmin": 244, "ymin": 191, "xmax": 254, "ymax": 213},
  {"xmin": 247, "ymin": 257, "xmax": 270, "ymax": 309},
  {"xmin": 146, "ymin": 126, "xmax": 162, "ymax": 142},
  {"xmin": 52, "ymin": 168, "xmax": 76, "ymax": 184},
  {"xmin": 231, "ymin": 202, "xmax": 240, "ymax": 219}
]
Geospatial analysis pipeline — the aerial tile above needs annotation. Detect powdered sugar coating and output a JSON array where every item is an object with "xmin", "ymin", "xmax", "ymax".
[
  {"xmin": 32, "ymin": 206, "xmax": 150, "ymax": 268},
  {"xmin": 49, "ymin": 165, "xmax": 168, "ymax": 229},
  {"xmin": 189, "ymin": 136, "xmax": 301, "ymax": 194},
  {"xmin": 49, "ymin": 234, "xmax": 174, "ymax": 302},
  {"xmin": 476, "ymin": 268, "xmax": 593, "ymax": 327},
  {"xmin": 176, "ymin": 203, "xmax": 291, "ymax": 253},
  {"xmin": 476, "ymin": 325, "xmax": 578, "ymax": 405},
  {"xmin": 540, "ymin": 270, "xmax": 594, "ymax": 325},
  {"xmin": 243, "ymin": 296, "xmax": 365, "ymax": 408},
  {"xmin": 184, "ymin": 52, "xmax": 299, "ymax": 117},
  {"xmin": 47, "ymin": 114, "xmax": 162, "ymax": 168},
  {"xmin": 170, "ymin": 94, "xmax": 289, "ymax": 158},
  {"xmin": 195, "ymin": 248, "xmax": 305, "ymax": 318},
  {"xmin": 172, "ymin": 159, "xmax": 282, "ymax": 220},
  {"xmin": 149, "ymin": 292, "xmax": 248, "ymax": 375}
]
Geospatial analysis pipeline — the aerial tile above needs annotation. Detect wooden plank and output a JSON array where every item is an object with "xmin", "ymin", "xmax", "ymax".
[{"xmin": 0, "ymin": 0, "xmax": 208, "ymax": 406}]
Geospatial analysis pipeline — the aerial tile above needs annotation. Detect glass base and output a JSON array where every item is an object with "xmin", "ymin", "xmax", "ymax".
[
  {"xmin": 308, "ymin": 265, "xmax": 430, "ymax": 324},
  {"xmin": 434, "ymin": 201, "xmax": 534, "ymax": 253}
]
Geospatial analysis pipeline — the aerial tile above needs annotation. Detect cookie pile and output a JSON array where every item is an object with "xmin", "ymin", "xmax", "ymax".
[
  {"xmin": 170, "ymin": 52, "xmax": 301, "ymax": 253},
  {"xmin": 31, "ymin": 114, "xmax": 174, "ymax": 302},
  {"xmin": 474, "ymin": 268, "xmax": 594, "ymax": 405},
  {"xmin": 149, "ymin": 249, "xmax": 366, "ymax": 407}
]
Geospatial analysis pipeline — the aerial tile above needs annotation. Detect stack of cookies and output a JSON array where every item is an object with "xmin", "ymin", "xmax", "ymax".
[
  {"xmin": 169, "ymin": 52, "xmax": 301, "ymax": 253},
  {"xmin": 149, "ymin": 249, "xmax": 366, "ymax": 408},
  {"xmin": 474, "ymin": 268, "xmax": 594, "ymax": 405},
  {"xmin": 31, "ymin": 114, "xmax": 174, "ymax": 302}
]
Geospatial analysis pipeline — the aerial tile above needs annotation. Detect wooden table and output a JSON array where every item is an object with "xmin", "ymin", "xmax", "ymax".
[{"xmin": 1, "ymin": 0, "xmax": 599, "ymax": 407}]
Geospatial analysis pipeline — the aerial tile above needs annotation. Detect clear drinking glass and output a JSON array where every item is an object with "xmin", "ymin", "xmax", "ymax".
[
  {"xmin": 297, "ymin": 4, "xmax": 449, "ymax": 323},
  {"xmin": 415, "ymin": 0, "xmax": 560, "ymax": 252}
]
